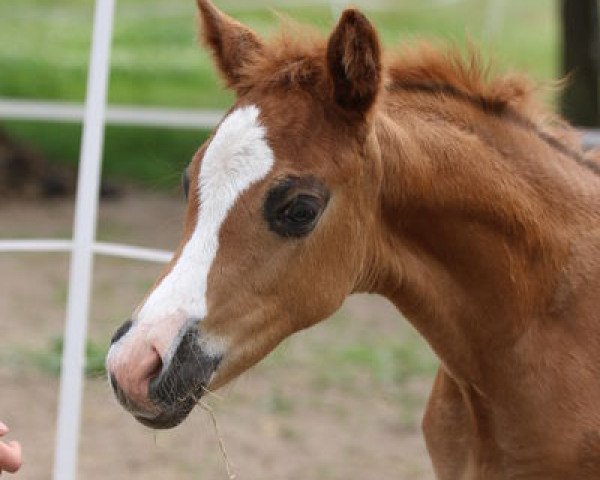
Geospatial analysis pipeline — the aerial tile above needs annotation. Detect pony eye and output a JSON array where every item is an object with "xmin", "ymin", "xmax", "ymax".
[
  {"xmin": 282, "ymin": 197, "xmax": 319, "ymax": 225},
  {"xmin": 275, "ymin": 195, "xmax": 323, "ymax": 237},
  {"xmin": 264, "ymin": 176, "xmax": 330, "ymax": 238},
  {"xmin": 181, "ymin": 170, "xmax": 190, "ymax": 200}
]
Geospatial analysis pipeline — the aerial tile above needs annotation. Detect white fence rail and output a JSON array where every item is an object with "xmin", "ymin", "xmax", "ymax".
[
  {"xmin": 0, "ymin": 240, "xmax": 172, "ymax": 263},
  {"xmin": 0, "ymin": 0, "xmax": 190, "ymax": 478},
  {"xmin": 0, "ymin": 99, "xmax": 224, "ymax": 129}
]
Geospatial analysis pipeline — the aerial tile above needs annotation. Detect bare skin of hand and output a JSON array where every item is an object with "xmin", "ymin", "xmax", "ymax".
[{"xmin": 0, "ymin": 422, "xmax": 22, "ymax": 474}]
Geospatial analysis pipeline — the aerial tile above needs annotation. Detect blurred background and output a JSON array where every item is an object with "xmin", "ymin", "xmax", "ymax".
[{"xmin": 0, "ymin": 1, "xmax": 597, "ymax": 479}]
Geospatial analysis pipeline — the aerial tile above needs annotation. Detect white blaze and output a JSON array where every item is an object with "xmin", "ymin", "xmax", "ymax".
[{"xmin": 137, "ymin": 105, "xmax": 274, "ymax": 334}]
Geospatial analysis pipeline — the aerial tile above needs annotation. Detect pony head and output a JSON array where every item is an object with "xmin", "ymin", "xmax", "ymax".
[{"xmin": 106, "ymin": 0, "xmax": 384, "ymax": 428}]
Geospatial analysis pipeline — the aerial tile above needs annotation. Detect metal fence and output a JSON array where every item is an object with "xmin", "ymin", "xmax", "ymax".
[{"xmin": 0, "ymin": 1, "xmax": 208, "ymax": 478}]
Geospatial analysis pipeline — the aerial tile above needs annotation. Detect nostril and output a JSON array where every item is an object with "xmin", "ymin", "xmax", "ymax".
[
  {"xmin": 111, "ymin": 319, "xmax": 133, "ymax": 345},
  {"xmin": 142, "ymin": 347, "xmax": 163, "ymax": 382}
]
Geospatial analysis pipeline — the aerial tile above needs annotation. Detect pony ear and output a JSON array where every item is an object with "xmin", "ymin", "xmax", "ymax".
[
  {"xmin": 196, "ymin": 0, "xmax": 264, "ymax": 90},
  {"xmin": 326, "ymin": 9, "xmax": 382, "ymax": 116}
]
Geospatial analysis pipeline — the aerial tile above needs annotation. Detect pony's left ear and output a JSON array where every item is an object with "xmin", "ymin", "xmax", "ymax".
[
  {"xmin": 196, "ymin": 0, "xmax": 264, "ymax": 91},
  {"xmin": 326, "ymin": 9, "xmax": 382, "ymax": 117}
]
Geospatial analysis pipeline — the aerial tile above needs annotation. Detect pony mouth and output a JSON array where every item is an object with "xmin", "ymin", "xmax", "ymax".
[
  {"xmin": 134, "ymin": 353, "xmax": 221, "ymax": 430},
  {"xmin": 110, "ymin": 324, "xmax": 222, "ymax": 430},
  {"xmin": 133, "ymin": 385, "xmax": 205, "ymax": 429},
  {"xmin": 110, "ymin": 372, "xmax": 210, "ymax": 430}
]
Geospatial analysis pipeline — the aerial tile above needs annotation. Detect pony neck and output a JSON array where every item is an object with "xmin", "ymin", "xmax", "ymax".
[{"xmin": 364, "ymin": 106, "xmax": 590, "ymax": 387}]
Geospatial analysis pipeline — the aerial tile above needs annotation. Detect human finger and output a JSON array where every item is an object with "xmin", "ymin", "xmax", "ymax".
[{"xmin": 0, "ymin": 440, "xmax": 22, "ymax": 473}]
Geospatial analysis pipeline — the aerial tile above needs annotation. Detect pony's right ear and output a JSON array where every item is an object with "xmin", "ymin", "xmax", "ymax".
[
  {"xmin": 196, "ymin": 0, "xmax": 264, "ymax": 91},
  {"xmin": 326, "ymin": 9, "xmax": 382, "ymax": 117}
]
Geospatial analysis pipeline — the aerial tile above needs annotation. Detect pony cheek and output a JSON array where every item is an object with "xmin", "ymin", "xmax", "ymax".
[
  {"xmin": 205, "ymin": 354, "xmax": 245, "ymax": 391},
  {"xmin": 206, "ymin": 319, "xmax": 292, "ymax": 390}
]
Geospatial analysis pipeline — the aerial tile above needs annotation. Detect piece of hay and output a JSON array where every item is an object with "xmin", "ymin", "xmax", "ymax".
[{"xmin": 197, "ymin": 397, "xmax": 237, "ymax": 480}]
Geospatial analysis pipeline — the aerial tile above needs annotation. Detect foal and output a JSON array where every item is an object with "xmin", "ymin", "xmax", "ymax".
[{"xmin": 107, "ymin": 2, "xmax": 600, "ymax": 478}]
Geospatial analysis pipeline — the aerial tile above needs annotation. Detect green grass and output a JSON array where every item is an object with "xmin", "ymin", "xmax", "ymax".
[
  {"xmin": 4, "ymin": 120, "xmax": 211, "ymax": 189},
  {"xmin": 254, "ymin": 310, "xmax": 440, "ymax": 429},
  {"xmin": 0, "ymin": 0, "xmax": 559, "ymax": 189},
  {"xmin": 264, "ymin": 312, "xmax": 439, "ymax": 393},
  {"xmin": 338, "ymin": 340, "xmax": 439, "ymax": 385},
  {"xmin": 307, "ymin": 334, "xmax": 439, "ymax": 394},
  {"xmin": 4, "ymin": 336, "xmax": 109, "ymax": 378}
]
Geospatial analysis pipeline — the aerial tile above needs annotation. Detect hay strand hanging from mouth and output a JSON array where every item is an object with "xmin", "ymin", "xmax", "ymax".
[
  {"xmin": 198, "ymin": 399, "xmax": 237, "ymax": 480},
  {"xmin": 202, "ymin": 384, "xmax": 224, "ymax": 401}
]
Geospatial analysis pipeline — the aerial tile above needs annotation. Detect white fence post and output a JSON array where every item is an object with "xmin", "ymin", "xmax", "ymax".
[
  {"xmin": 483, "ymin": 0, "xmax": 506, "ymax": 40},
  {"xmin": 52, "ymin": 1, "xmax": 115, "ymax": 479},
  {"xmin": 330, "ymin": 0, "xmax": 348, "ymax": 19}
]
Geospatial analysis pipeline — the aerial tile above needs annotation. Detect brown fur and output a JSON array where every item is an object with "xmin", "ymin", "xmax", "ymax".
[{"xmin": 137, "ymin": 2, "xmax": 600, "ymax": 477}]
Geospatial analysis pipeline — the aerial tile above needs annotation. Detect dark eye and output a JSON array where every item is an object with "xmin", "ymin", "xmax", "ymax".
[
  {"xmin": 181, "ymin": 170, "xmax": 190, "ymax": 200},
  {"xmin": 282, "ymin": 196, "xmax": 319, "ymax": 225},
  {"xmin": 264, "ymin": 176, "xmax": 330, "ymax": 238}
]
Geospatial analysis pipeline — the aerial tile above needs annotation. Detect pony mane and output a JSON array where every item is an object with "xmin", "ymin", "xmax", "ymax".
[
  {"xmin": 237, "ymin": 25, "xmax": 543, "ymax": 113},
  {"xmin": 387, "ymin": 43, "xmax": 541, "ymax": 113},
  {"xmin": 233, "ymin": 20, "xmax": 329, "ymax": 95},
  {"xmin": 390, "ymin": 44, "xmax": 600, "ymax": 169},
  {"xmin": 387, "ymin": 44, "xmax": 600, "ymax": 173},
  {"xmin": 231, "ymin": 21, "xmax": 586, "ymax": 158}
]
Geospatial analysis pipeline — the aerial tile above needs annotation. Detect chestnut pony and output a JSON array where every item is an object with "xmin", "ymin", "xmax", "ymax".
[{"xmin": 106, "ymin": 1, "xmax": 600, "ymax": 478}]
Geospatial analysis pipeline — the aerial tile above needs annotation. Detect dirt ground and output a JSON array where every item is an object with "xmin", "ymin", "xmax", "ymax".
[{"xmin": 0, "ymin": 191, "xmax": 437, "ymax": 480}]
